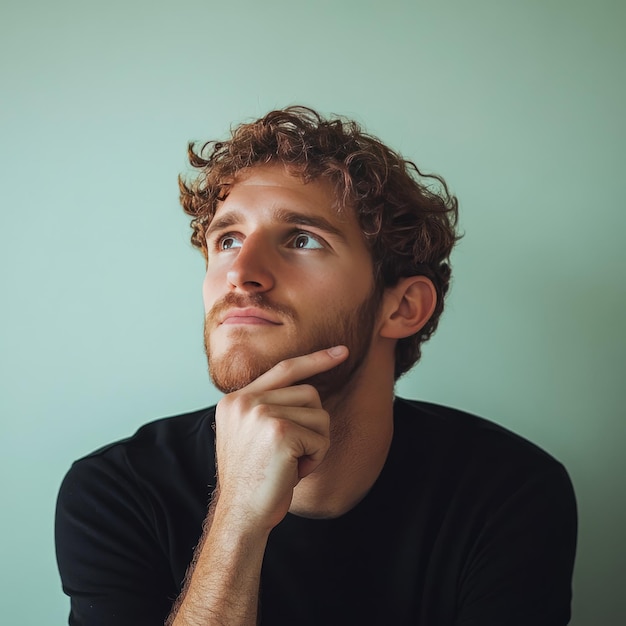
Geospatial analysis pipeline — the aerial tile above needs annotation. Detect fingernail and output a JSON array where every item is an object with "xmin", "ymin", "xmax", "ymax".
[{"xmin": 327, "ymin": 345, "xmax": 348, "ymax": 358}]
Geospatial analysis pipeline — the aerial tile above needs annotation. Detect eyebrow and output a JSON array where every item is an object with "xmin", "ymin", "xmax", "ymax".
[{"xmin": 205, "ymin": 207, "xmax": 348, "ymax": 242}]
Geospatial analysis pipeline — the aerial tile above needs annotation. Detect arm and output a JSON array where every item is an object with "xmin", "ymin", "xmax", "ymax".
[
  {"xmin": 55, "ymin": 452, "xmax": 177, "ymax": 625},
  {"xmin": 167, "ymin": 346, "xmax": 349, "ymax": 626},
  {"xmin": 455, "ymin": 462, "xmax": 577, "ymax": 626},
  {"xmin": 165, "ymin": 493, "xmax": 269, "ymax": 625}
]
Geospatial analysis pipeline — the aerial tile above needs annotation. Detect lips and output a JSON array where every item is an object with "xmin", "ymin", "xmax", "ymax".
[{"xmin": 220, "ymin": 307, "xmax": 283, "ymax": 325}]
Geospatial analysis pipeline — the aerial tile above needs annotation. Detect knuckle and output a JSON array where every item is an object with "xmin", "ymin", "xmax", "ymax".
[
  {"xmin": 264, "ymin": 416, "xmax": 289, "ymax": 441},
  {"xmin": 218, "ymin": 391, "xmax": 240, "ymax": 410},
  {"xmin": 312, "ymin": 431, "xmax": 330, "ymax": 458},
  {"xmin": 299, "ymin": 383, "xmax": 319, "ymax": 400},
  {"xmin": 320, "ymin": 435, "xmax": 331, "ymax": 454},
  {"xmin": 251, "ymin": 402, "xmax": 273, "ymax": 420},
  {"xmin": 216, "ymin": 392, "xmax": 259, "ymax": 426},
  {"xmin": 274, "ymin": 358, "xmax": 295, "ymax": 375},
  {"xmin": 318, "ymin": 410, "xmax": 331, "ymax": 433}
]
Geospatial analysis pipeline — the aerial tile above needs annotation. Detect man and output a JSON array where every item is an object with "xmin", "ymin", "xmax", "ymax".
[{"xmin": 55, "ymin": 107, "xmax": 577, "ymax": 625}]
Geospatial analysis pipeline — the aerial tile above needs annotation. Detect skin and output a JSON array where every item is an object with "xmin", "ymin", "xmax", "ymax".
[
  {"xmin": 202, "ymin": 164, "xmax": 379, "ymax": 398},
  {"xmin": 167, "ymin": 165, "xmax": 437, "ymax": 625}
]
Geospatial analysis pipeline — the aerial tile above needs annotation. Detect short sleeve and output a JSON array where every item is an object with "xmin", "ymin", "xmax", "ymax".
[
  {"xmin": 55, "ymin": 453, "xmax": 176, "ymax": 626},
  {"xmin": 455, "ymin": 462, "xmax": 577, "ymax": 626}
]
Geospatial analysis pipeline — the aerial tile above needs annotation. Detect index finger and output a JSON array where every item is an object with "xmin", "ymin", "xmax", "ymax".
[{"xmin": 246, "ymin": 345, "xmax": 349, "ymax": 392}]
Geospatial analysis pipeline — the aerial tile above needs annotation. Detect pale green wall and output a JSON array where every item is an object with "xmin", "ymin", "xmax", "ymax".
[{"xmin": 1, "ymin": 1, "xmax": 624, "ymax": 624}]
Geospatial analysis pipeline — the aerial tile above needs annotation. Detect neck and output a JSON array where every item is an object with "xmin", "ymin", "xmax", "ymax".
[{"xmin": 289, "ymin": 346, "xmax": 396, "ymax": 519}]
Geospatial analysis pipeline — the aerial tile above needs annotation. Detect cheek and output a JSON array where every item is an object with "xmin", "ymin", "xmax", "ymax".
[
  {"xmin": 335, "ymin": 266, "xmax": 376, "ymax": 305},
  {"xmin": 202, "ymin": 271, "xmax": 217, "ymax": 312},
  {"xmin": 307, "ymin": 283, "xmax": 369, "ymax": 315}
]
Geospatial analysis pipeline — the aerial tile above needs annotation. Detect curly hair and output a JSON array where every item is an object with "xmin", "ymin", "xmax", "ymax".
[{"xmin": 180, "ymin": 106, "xmax": 460, "ymax": 379}]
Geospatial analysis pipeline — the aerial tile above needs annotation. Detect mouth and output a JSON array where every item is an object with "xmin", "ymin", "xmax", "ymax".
[{"xmin": 220, "ymin": 307, "xmax": 283, "ymax": 326}]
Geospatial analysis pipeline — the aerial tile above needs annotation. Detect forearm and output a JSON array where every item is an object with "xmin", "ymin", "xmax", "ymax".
[
  {"xmin": 167, "ymin": 500, "xmax": 270, "ymax": 626},
  {"xmin": 167, "ymin": 349, "xmax": 343, "ymax": 625}
]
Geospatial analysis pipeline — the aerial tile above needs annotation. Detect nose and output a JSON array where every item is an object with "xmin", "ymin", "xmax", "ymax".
[{"xmin": 226, "ymin": 233, "xmax": 276, "ymax": 293}]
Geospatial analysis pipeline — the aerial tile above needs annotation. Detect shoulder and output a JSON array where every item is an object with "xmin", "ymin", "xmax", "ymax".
[
  {"xmin": 391, "ymin": 399, "xmax": 577, "ymax": 623},
  {"xmin": 75, "ymin": 405, "xmax": 215, "ymax": 466},
  {"xmin": 55, "ymin": 407, "xmax": 216, "ymax": 621},
  {"xmin": 390, "ymin": 397, "xmax": 576, "ymax": 524},
  {"xmin": 84, "ymin": 405, "xmax": 216, "ymax": 458},
  {"xmin": 394, "ymin": 397, "xmax": 567, "ymax": 474},
  {"xmin": 56, "ymin": 405, "xmax": 217, "ymax": 573},
  {"xmin": 59, "ymin": 405, "xmax": 217, "ymax": 509}
]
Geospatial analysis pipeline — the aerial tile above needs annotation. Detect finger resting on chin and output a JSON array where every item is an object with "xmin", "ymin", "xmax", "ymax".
[{"xmin": 248, "ymin": 348, "xmax": 348, "ymax": 391}]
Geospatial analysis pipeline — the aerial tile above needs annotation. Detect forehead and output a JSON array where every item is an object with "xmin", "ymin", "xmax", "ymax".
[{"xmin": 215, "ymin": 164, "xmax": 347, "ymax": 222}]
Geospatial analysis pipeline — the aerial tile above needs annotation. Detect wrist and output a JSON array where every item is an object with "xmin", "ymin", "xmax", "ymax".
[{"xmin": 210, "ymin": 499, "xmax": 274, "ymax": 543}]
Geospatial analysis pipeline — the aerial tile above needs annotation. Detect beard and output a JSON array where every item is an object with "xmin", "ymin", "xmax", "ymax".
[{"xmin": 204, "ymin": 289, "xmax": 381, "ymax": 400}]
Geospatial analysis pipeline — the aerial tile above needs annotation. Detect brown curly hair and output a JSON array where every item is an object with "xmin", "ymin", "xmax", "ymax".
[{"xmin": 180, "ymin": 106, "xmax": 460, "ymax": 379}]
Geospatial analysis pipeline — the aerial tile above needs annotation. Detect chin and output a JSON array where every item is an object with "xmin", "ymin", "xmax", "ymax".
[
  {"xmin": 208, "ymin": 340, "xmax": 369, "ymax": 401},
  {"xmin": 207, "ymin": 343, "xmax": 290, "ymax": 393}
]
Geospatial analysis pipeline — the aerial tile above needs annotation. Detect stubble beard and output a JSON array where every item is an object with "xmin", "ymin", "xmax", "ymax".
[{"xmin": 204, "ymin": 290, "xmax": 382, "ymax": 402}]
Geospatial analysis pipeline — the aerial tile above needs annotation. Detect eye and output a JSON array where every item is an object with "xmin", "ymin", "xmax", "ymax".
[
  {"xmin": 218, "ymin": 234, "xmax": 243, "ymax": 251},
  {"xmin": 291, "ymin": 232, "xmax": 324, "ymax": 250}
]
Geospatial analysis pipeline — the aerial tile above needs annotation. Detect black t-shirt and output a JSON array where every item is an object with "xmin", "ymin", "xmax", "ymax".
[{"xmin": 55, "ymin": 398, "xmax": 577, "ymax": 625}]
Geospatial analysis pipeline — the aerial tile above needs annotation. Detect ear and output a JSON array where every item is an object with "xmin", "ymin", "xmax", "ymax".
[{"xmin": 379, "ymin": 276, "xmax": 437, "ymax": 340}]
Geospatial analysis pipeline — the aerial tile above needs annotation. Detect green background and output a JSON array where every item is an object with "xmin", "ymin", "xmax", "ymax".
[{"xmin": 1, "ymin": 1, "xmax": 624, "ymax": 624}]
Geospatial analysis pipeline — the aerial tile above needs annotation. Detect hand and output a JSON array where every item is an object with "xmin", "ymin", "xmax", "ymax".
[{"xmin": 213, "ymin": 345, "xmax": 349, "ymax": 533}]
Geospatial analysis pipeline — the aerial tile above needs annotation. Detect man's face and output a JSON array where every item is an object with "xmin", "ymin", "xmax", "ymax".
[{"xmin": 202, "ymin": 164, "xmax": 381, "ymax": 398}]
